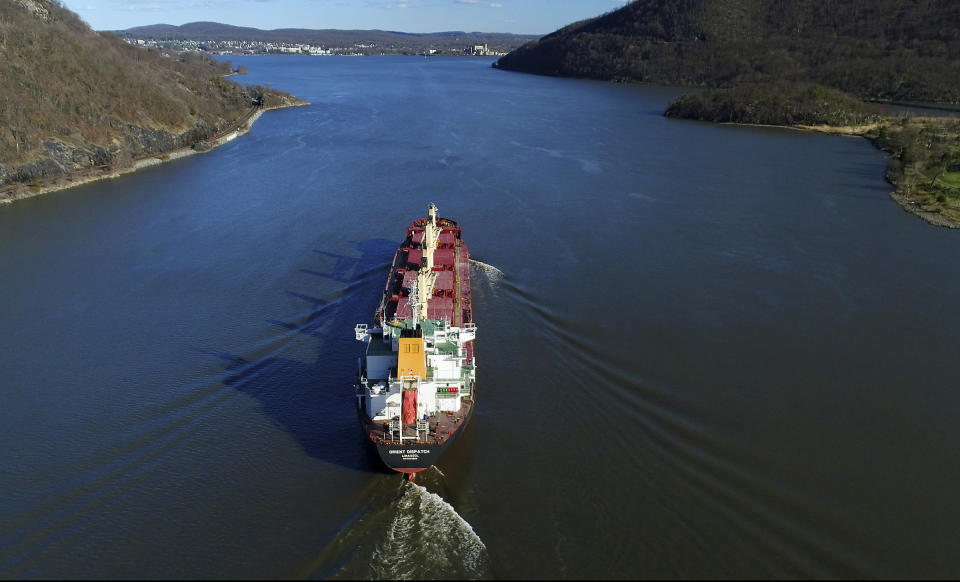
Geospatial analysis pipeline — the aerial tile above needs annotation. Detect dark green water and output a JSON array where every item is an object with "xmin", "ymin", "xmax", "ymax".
[{"xmin": 2, "ymin": 56, "xmax": 959, "ymax": 579}]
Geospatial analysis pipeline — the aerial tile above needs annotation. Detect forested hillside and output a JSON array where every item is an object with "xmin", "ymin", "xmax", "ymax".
[
  {"xmin": 0, "ymin": 0, "xmax": 299, "ymax": 191},
  {"xmin": 663, "ymin": 81, "xmax": 880, "ymax": 126},
  {"xmin": 494, "ymin": 0, "xmax": 960, "ymax": 104},
  {"xmin": 495, "ymin": 0, "xmax": 960, "ymax": 226}
]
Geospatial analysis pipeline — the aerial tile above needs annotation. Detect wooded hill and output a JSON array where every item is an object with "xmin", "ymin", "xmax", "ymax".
[
  {"xmin": 0, "ymin": 0, "xmax": 299, "ymax": 190},
  {"xmin": 494, "ymin": 0, "xmax": 960, "ymax": 105},
  {"xmin": 495, "ymin": 0, "xmax": 960, "ymax": 226}
]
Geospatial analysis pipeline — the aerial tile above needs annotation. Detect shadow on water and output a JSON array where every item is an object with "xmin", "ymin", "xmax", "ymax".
[
  {"xmin": 205, "ymin": 238, "xmax": 400, "ymax": 473},
  {"xmin": 200, "ymin": 240, "xmax": 496, "ymax": 579},
  {"xmin": 309, "ymin": 247, "xmax": 391, "ymax": 283}
]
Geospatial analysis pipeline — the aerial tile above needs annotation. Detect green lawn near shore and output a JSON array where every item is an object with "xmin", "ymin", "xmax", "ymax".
[
  {"xmin": 865, "ymin": 117, "xmax": 960, "ymax": 227},
  {"xmin": 938, "ymin": 172, "xmax": 960, "ymax": 188}
]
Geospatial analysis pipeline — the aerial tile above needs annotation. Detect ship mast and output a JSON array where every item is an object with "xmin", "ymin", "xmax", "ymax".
[
  {"xmin": 416, "ymin": 203, "xmax": 439, "ymax": 321},
  {"xmin": 408, "ymin": 277, "xmax": 419, "ymax": 329}
]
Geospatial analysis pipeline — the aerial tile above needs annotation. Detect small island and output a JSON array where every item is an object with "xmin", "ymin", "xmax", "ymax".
[
  {"xmin": 493, "ymin": 0, "xmax": 960, "ymax": 228},
  {"xmin": 0, "ymin": 0, "xmax": 308, "ymax": 204}
]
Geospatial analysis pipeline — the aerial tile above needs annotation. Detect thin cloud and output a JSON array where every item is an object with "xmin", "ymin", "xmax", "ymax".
[
  {"xmin": 112, "ymin": 0, "xmax": 274, "ymax": 9},
  {"xmin": 362, "ymin": 0, "xmax": 417, "ymax": 7},
  {"xmin": 111, "ymin": 0, "xmax": 223, "ymax": 10}
]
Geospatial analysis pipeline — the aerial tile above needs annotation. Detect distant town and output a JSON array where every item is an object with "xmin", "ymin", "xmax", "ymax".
[
  {"xmin": 122, "ymin": 37, "xmax": 510, "ymax": 57},
  {"xmin": 113, "ymin": 22, "xmax": 536, "ymax": 57}
]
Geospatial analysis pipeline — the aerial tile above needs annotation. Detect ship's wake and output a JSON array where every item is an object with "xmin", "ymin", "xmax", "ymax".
[
  {"xmin": 367, "ymin": 482, "xmax": 489, "ymax": 580},
  {"xmin": 469, "ymin": 259, "xmax": 504, "ymax": 281}
]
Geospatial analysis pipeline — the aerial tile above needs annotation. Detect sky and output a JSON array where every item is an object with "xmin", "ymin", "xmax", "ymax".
[{"xmin": 60, "ymin": 0, "xmax": 630, "ymax": 35}]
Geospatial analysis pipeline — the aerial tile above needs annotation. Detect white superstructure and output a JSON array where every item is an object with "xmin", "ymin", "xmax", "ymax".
[
  {"xmin": 353, "ymin": 204, "xmax": 476, "ymax": 447},
  {"xmin": 355, "ymin": 320, "xmax": 477, "ymax": 424}
]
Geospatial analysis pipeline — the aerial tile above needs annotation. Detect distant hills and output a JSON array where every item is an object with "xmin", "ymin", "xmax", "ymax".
[
  {"xmin": 0, "ymin": 0, "xmax": 301, "ymax": 197},
  {"xmin": 494, "ymin": 0, "xmax": 960, "ymax": 104},
  {"xmin": 117, "ymin": 22, "xmax": 539, "ymax": 55}
]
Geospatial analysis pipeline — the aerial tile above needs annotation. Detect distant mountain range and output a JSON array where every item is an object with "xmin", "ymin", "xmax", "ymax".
[
  {"xmin": 117, "ymin": 22, "xmax": 539, "ymax": 54},
  {"xmin": 494, "ymin": 0, "xmax": 960, "ymax": 104}
]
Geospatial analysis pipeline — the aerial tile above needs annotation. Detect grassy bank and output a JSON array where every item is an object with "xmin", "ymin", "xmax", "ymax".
[
  {"xmin": 665, "ymin": 84, "xmax": 960, "ymax": 228},
  {"xmin": 864, "ymin": 117, "xmax": 960, "ymax": 228}
]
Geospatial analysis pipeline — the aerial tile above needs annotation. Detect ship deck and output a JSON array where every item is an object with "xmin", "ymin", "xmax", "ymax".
[
  {"xmin": 376, "ymin": 219, "xmax": 472, "ymax": 328},
  {"xmin": 361, "ymin": 399, "xmax": 473, "ymax": 447},
  {"xmin": 360, "ymin": 207, "xmax": 476, "ymax": 469}
]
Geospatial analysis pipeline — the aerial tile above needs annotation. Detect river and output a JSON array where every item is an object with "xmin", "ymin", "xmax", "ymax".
[{"xmin": 1, "ymin": 55, "xmax": 959, "ymax": 579}]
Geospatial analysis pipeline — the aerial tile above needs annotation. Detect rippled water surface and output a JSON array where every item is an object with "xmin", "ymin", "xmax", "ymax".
[{"xmin": 2, "ymin": 56, "xmax": 960, "ymax": 579}]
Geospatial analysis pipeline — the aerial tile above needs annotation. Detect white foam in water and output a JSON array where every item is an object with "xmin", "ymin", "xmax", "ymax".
[
  {"xmin": 469, "ymin": 259, "xmax": 504, "ymax": 280},
  {"xmin": 370, "ymin": 483, "xmax": 489, "ymax": 580}
]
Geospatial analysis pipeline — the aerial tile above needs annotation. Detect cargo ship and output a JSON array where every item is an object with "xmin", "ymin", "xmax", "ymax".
[{"xmin": 353, "ymin": 204, "xmax": 477, "ymax": 479}]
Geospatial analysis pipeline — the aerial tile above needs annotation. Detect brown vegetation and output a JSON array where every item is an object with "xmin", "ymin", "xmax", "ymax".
[
  {"xmin": 0, "ymin": 0, "xmax": 302, "ymax": 192},
  {"xmin": 664, "ymin": 82, "xmax": 881, "ymax": 127}
]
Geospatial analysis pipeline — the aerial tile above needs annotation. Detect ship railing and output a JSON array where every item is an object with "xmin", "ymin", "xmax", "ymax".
[
  {"xmin": 384, "ymin": 404, "xmax": 400, "ymax": 423},
  {"xmin": 399, "ymin": 375, "xmax": 421, "ymax": 386},
  {"xmin": 355, "ymin": 377, "xmax": 368, "ymax": 410},
  {"xmin": 380, "ymin": 418, "xmax": 435, "ymax": 444},
  {"xmin": 355, "ymin": 323, "xmax": 370, "ymax": 341},
  {"xmin": 388, "ymin": 418, "xmax": 402, "ymax": 442},
  {"xmin": 459, "ymin": 323, "xmax": 476, "ymax": 342},
  {"xmin": 460, "ymin": 364, "xmax": 474, "ymax": 379}
]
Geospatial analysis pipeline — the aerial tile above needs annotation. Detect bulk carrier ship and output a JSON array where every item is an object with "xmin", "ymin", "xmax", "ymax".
[{"xmin": 354, "ymin": 204, "xmax": 477, "ymax": 479}]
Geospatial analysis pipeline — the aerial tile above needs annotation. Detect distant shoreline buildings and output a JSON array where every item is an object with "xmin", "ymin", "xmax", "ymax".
[
  {"xmin": 467, "ymin": 43, "xmax": 493, "ymax": 56},
  {"xmin": 124, "ymin": 38, "xmax": 509, "ymax": 57}
]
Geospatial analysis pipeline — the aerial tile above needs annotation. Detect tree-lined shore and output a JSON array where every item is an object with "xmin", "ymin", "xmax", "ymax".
[
  {"xmin": 494, "ymin": 0, "xmax": 960, "ymax": 227},
  {"xmin": 662, "ymin": 82, "xmax": 960, "ymax": 227}
]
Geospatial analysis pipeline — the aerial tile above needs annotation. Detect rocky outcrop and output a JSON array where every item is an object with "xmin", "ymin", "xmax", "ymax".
[
  {"xmin": 0, "ymin": 119, "xmax": 226, "ymax": 188},
  {"xmin": 0, "ymin": 99, "xmax": 309, "ymax": 204},
  {"xmin": 0, "ymin": 0, "xmax": 306, "ymax": 198}
]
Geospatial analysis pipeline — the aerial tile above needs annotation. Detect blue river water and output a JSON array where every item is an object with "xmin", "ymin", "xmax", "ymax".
[{"xmin": 1, "ymin": 55, "xmax": 960, "ymax": 578}]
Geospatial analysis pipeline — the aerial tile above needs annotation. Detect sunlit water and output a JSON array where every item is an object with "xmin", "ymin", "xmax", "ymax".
[{"xmin": 2, "ymin": 56, "xmax": 960, "ymax": 578}]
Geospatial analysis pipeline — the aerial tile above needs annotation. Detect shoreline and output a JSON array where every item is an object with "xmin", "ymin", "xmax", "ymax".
[
  {"xmin": 721, "ymin": 119, "xmax": 960, "ymax": 229},
  {"xmin": 0, "ymin": 101, "xmax": 309, "ymax": 205},
  {"xmin": 794, "ymin": 121, "xmax": 960, "ymax": 229}
]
